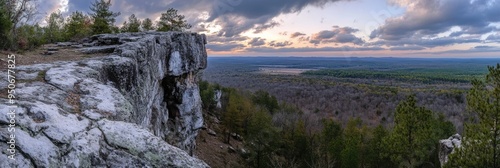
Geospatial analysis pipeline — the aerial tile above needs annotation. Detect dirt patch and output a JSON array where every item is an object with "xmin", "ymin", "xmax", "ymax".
[
  {"xmin": 0, "ymin": 44, "xmax": 108, "ymax": 70},
  {"xmin": 195, "ymin": 114, "xmax": 248, "ymax": 168},
  {"xmin": 66, "ymin": 81, "xmax": 82, "ymax": 114}
]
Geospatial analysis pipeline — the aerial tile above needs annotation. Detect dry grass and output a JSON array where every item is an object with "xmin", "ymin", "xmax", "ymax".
[
  {"xmin": 0, "ymin": 44, "xmax": 107, "ymax": 70},
  {"xmin": 66, "ymin": 82, "xmax": 82, "ymax": 114}
]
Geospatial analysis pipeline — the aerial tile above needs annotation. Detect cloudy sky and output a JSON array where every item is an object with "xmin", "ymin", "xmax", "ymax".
[{"xmin": 38, "ymin": 0, "xmax": 500, "ymax": 57}]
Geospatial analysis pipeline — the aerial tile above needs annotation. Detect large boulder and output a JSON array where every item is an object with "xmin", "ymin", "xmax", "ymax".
[
  {"xmin": 0, "ymin": 32, "xmax": 209, "ymax": 167},
  {"xmin": 439, "ymin": 134, "xmax": 462, "ymax": 167}
]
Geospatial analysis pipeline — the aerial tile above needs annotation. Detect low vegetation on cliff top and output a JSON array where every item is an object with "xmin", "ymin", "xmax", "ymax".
[{"xmin": 0, "ymin": 0, "xmax": 191, "ymax": 51}]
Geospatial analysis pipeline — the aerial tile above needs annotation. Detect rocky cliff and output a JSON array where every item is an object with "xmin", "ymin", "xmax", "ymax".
[{"xmin": 0, "ymin": 32, "xmax": 209, "ymax": 167}]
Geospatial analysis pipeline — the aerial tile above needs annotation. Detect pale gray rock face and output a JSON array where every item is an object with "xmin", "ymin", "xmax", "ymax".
[
  {"xmin": 215, "ymin": 90, "xmax": 222, "ymax": 109},
  {"xmin": 439, "ymin": 134, "xmax": 462, "ymax": 167},
  {"xmin": 0, "ymin": 32, "xmax": 209, "ymax": 167}
]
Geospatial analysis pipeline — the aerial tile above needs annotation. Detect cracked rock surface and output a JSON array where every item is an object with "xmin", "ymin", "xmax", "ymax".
[{"xmin": 0, "ymin": 32, "xmax": 209, "ymax": 167}]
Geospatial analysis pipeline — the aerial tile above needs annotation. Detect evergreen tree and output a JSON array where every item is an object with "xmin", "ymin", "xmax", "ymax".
[
  {"xmin": 382, "ymin": 95, "xmax": 436, "ymax": 167},
  {"xmin": 366, "ymin": 125, "xmax": 396, "ymax": 168},
  {"xmin": 446, "ymin": 64, "xmax": 500, "ymax": 167},
  {"xmin": 44, "ymin": 11, "xmax": 65, "ymax": 43},
  {"xmin": 252, "ymin": 90, "xmax": 280, "ymax": 113},
  {"xmin": 64, "ymin": 11, "xmax": 92, "ymax": 41},
  {"xmin": 222, "ymin": 91, "xmax": 253, "ymax": 143},
  {"xmin": 121, "ymin": 14, "xmax": 141, "ymax": 32},
  {"xmin": 157, "ymin": 8, "xmax": 191, "ymax": 32},
  {"xmin": 199, "ymin": 81, "xmax": 217, "ymax": 111},
  {"xmin": 320, "ymin": 119, "xmax": 343, "ymax": 168},
  {"xmin": 141, "ymin": 18, "xmax": 154, "ymax": 31},
  {"xmin": 15, "ymin": 24, "xmax": 45, "ymax": 50},
  {"xmin": 341, "ymin": 118, "xmax": 366, "ymax": 168},
  {"xmin": 247, "ymin": 108, "xmax": 275, "ymax": 168},
  {"xmin": 89, "ymin": 0, "xmax": 120, "ymax": 34},
  {"xmin": 0, "ymin": 1, "xmax": 12, "ymax": 49}
]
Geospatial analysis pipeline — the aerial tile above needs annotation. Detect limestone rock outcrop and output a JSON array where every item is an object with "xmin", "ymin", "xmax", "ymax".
[
  {"xmin": 439, "ymin": 134, "xmax": 462, "ymax": 167},
  {"xmin": 0, "ymin": 32, "xmax": 209, "ymax": 167}
]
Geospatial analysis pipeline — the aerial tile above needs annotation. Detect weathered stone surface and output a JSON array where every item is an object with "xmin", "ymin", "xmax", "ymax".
[
  {"xmin": 78, "ymin": 45, "xmax": 118, "ymax": 54},
  {"xmin": 439, "ymin": 134, "xmax": 462, "ymax": 167},
  {"xmin": 215, "ymin": 90, "xmax": 222, "ymax": 109},
  {"xmin": 0, "ymin": 32, "xmax": 209, "ymax": 167}
]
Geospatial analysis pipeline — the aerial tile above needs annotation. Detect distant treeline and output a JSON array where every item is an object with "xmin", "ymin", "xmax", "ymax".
[
  {"xmin": 303, "ymin": 68, "xmax": 486, "ymax": 84},
  {"xmin": 0, "ymin": 0, "xmax": 191, "ymax": 51}
]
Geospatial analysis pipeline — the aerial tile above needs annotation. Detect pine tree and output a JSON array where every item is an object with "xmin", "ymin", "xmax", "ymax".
[
  {"xmin": 341, "ymin": 118, "xmax": 366, "ymax": 168},
  {"xmin": 141, "ymin": 18, "xmax": 154, "ymax": 31},
  {"xmin": 89, "ymin": 0, "xmax": 120, "ymax": 35},
  {"xmin": 366, "ymin": 125, "xmax": 397, "ymax": 168},
  {"xmin": 157, "ymin": 8, "xmax": 191, "ymax": 32},
  {"xmin": 446, "ymin": 64, "xmax": 500, "ymax": 167},
  {"xmin": 0, "ymin": 1, "xmax": 12, "ymax": 49},
  {"xmin": 44, "ymin": 11, "xmax": 65, "ymax": 43},
  {"xmin": 64, "ymin": 11, "xmax": 92, "ymax": 41},
  {"xmin": 320, "ymin": 119, "xmax": 343, "ymax": 168},
  {"xmin": 382, "ymin": 95, "xmax": 435, "ymax": 167},
  {"xmin": 121, "ymin": 14, "xmax": 141, "ymax": 32},
  {"xmin": 222, "ymin": 91, "xmax": 249, "ymax": 143}
]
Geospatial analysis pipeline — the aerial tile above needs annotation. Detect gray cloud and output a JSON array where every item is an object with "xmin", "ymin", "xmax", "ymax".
[
  {"xmin": 59, "ymin": 0, "xmax": 350, "ymax": 36},
  {"xmin": 248, "ymin": 37, "xmax": 266, "ymax": 47},
  {"xmin": 371, "ymin": 0, "xmax": 500, "ymax": 40},
  {"xmin": 246, "ymin": 46, "xmax": 384, "ymax": 53},
  {"xmin": 269, "ymin": 41, "xmax": 293, "ymax": 47},
  {"xmin": 415, "ymin": 45, "xmax": 500, "ymax": 55},
  {"xmin": 474, "ymin": 45, "xmax": 497, "ymax": 49},
  {"xmin": 290, "ymin": 32, "xmax": 306, "ymax": 38},
  {"xmin": 372, "ymin": 37, "xmax": 481, "ymax": 48},
  {"xmin": 253, "ymin": 21, "xmax": 280, "ymax": 34},
  {"xmin": 486, "ymin": 34, "xmax": 500, "ymax": 42},
  {"xmin": 206, "ymin": 43, "xmax": 246, "ymax": 51},
  {"xmin": 309, "ymin": 26, "xmax": 364, "ymax": 45},
  {"xmin": 449, "ymin": 26, "xmax": 498, "ymax": 37},
  {"xmin": 207, "ymin": 34, "xmax": 249, "ymax": 43},
  {"xmin": 176, "ymin": 0, "xmax": 351, "ymax": 37},
  {"xmin": 389, "ymin": 46, "xmax": 426, "ymax": 51}
]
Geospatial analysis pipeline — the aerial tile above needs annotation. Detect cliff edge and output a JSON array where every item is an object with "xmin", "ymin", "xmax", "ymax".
[{"xmin": 0, "ymin": 32, "xmax": 209, "ymax": 167}]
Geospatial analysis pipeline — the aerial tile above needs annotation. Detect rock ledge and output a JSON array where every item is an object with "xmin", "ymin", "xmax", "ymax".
[{"xmin": 0, "ymin": 32, "xmax": 209, "ymax": 167}]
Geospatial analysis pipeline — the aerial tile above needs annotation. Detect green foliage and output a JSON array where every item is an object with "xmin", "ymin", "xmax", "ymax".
[
  {"xmin": 383, "ymin": 95, "xmax": 454, "ymax": 167},
  {"xmin": 446, "ymin": 64, "xmax": 500, "ymax": 167},
  {"xmin": 15, "ymin": 24, "xmax": 45, "ymax": 50},
  {"xmin": 44, "ymin": 11, "xmax": 65, "ymax": 43},
  {"xmin": 283, "ymin": 120, "xmax": 312, "ymax": 167},
  {"xmin": 157, "ymin": 8, "xmax": 191, "ymax": 32},
  {"xmin": 366, "ymin": 125, "xmax": 396, "ymax": 168},
  {"xmin": 141, "ymin": 18, "xmax": 154, "ymax": 31},
  {"xmin": 202, "ymin": 81, "xmax": 457, "ymax": 168},
  {"xmin": 64, "ymin": 11, "xmax": 92, "ymax": 41},
  {"xmin": 199, "ymin": 80, "xmax": 217, "ymax": 111},
  {"xmin": 341, "ymin": 118, "xmax": 367, "ymax": 168},
  {"xmin": 303, "ymin": 68, "xmax": 485, "ymax": 84},
  {"xmin": 222, "ymin": 90, "xmax": 254, "ymax": 143},
  {"xmin": 121, "ymin": 14, "xmax": 141, "ymax": 33},
  {"xmin": 247, "ymin": 108, "xmax": 276, "ymax": 168},
  {"xmin": 89, "ymin": 0, "xmax": 120, "ymax": 35},
  {"xmin": 252, "ymin": 90, "xmax": 279, "ymax": 113},
  {"xmin": 0, "ymin": 1, "xmax": 12, "ymax": 49},
  {"xmin": 320, "ymin": 119, "xmax": 343, "ymax": 167}
]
